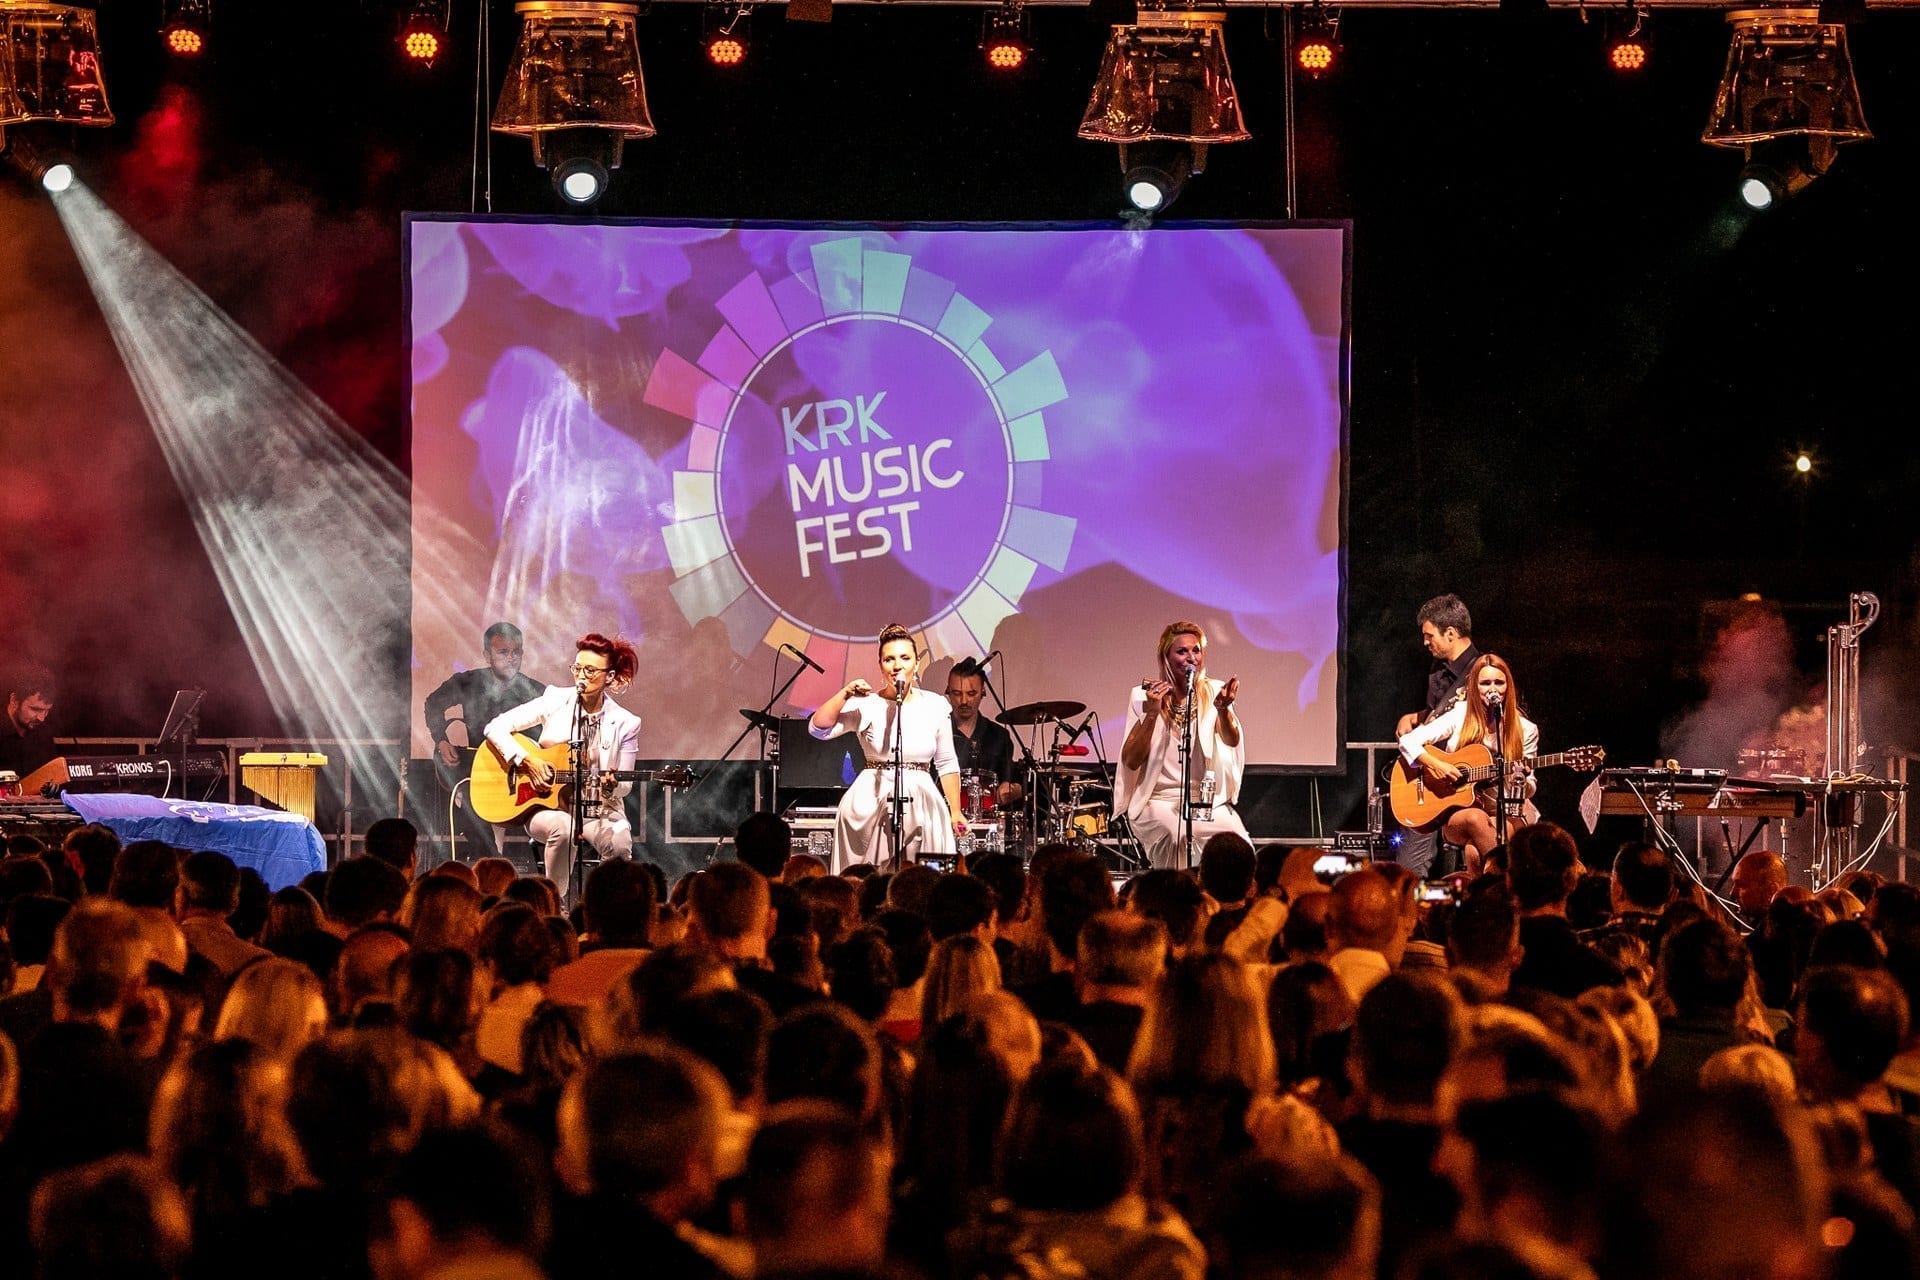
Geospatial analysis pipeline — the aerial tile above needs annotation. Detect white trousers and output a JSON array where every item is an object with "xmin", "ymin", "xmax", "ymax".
[
  {"xmin": 1131, "ymin": 798, "xmax": 1249, "ymax": 870},
  {"xmin": 526, "ymin": 808, "xmax": 632, "ymax": 900}
]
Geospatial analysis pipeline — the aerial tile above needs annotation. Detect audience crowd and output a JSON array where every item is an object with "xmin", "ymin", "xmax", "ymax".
[{"xmin": 0, "ymin": 813, "xmax": 1915, "ymax": 1280}]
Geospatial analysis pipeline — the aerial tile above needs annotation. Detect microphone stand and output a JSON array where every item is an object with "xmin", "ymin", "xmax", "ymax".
[
  {"xmin": 1489, "ymin": 698, "xmax": 1509, "ymax": 848},
  {"xmin": 569, "ymin": 686, "xmax": 591, "ymax": 910},
  {"xmin": 888, "ymin": 681, "xmax": 909, "ymax": 872},
  {"xmin": 976, "ymin": 657, "xmax": 1040, "ymax": 854},
  {"xmin": 1180, "ymin": 665, "xmax": 1197, "ymax": 870},
  {"xmin": 684, "ymin": 652, "xmax": 810, "ymax": 810}
]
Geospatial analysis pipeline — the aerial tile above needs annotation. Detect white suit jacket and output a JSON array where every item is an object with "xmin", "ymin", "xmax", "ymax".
[
  {"xmin": 484, "ymin": 685, "xmax": 642, "ymax": 801},
  {"xmin": 1113, "ymin": 680, "xmax": 1245, "ymax": 821}
]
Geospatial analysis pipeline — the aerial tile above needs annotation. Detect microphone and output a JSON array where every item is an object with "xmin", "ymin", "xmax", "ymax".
[
  {"xmin": 1484, "ymin": 689, "xmax": 1504, "ymax": 709},
  {"xmin": 979, "ymin": 649, "xmax": 1002, "ymax": 676},
  {"xmin": 781, "ymin": 642, "xmax": 825, "ymax": 675},
  {"xmin": 1065, "ymin": 712, "xmax": 1096, "ymax": 744}
]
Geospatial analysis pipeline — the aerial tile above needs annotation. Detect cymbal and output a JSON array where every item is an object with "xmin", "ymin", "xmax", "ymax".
[
  {"xmin": 738, "ymin": 708, "xmax": 784, "ymax": 733},
  {"xmin": 998, "ymin": 699, "xmax": 1087, "ymax": 726},
  {"xmin": 1036, "ymin": 761, "xmax": 1102, "ymax": 775}
]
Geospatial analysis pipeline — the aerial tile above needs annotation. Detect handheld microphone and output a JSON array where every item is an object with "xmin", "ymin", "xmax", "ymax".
[{"xmin": 781, "ymin": 642, "xmax": 826, "ymax": 675}]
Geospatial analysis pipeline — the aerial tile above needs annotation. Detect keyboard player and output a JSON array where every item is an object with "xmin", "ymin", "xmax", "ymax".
[{"xmin": 0, "ymin": 664, "xmax": 56, "ymax": 780}]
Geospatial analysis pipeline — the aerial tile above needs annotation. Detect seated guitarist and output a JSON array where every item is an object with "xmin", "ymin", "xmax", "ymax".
[
  {"xmin": 1397, "ymin": 653, "xmax": 1537, "ymax": 874},
  {"xmin": 484, "ymin": 633, "xmax": 641, "ymax": 898}
]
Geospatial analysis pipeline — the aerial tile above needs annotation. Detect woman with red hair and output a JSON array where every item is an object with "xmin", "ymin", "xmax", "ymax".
[
  {"xmin": 1397, "ymin": 652, "xmax": 1539, "ymax": 871},
  {"xmin": 485, "ymin": 632, "xmax": 641, "ymax": 899}
]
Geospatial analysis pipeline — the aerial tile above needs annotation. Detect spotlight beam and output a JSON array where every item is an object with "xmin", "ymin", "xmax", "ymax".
[{"xmin": 48, "ymin": 181, "xmax": 478, "ymax": 803}]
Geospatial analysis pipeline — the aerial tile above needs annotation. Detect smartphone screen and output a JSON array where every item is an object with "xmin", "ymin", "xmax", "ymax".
[{"xmin": 1312, "ymin": 852, "xmax": 1366, "ymax": 883}]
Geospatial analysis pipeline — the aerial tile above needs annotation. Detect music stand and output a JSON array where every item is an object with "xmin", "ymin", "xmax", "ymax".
[{"xmin": 160, "ymin": 689, "xmax": 208, "ymax": 800}]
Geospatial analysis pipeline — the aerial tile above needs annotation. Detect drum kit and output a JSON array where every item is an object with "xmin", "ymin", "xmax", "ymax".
[{"xmin": 976, "ymin": 697, "xmax": 1117, "ymax": 856}]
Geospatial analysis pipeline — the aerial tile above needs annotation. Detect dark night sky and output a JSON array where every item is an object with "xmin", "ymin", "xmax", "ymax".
[{"xmin": 3, "ymin": 0, "xmax": 1917, "ymax": 838}]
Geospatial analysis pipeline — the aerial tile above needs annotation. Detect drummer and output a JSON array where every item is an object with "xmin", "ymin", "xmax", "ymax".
[{"xmin": 945, "ymin": 658, "xmax": 1024, "ymax": 811}]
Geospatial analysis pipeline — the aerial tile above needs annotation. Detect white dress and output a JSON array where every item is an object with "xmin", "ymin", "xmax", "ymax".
[
  {"xmin": 812, "ymin": 688, "xmax": 960, "ymax": 872},
  {"xmin": 1113, "ymin": 680, "xmax": 1248, "ymax": 870}
]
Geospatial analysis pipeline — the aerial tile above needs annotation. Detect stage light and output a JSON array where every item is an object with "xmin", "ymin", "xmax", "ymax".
[
  {"xmin": 1795, "ymin": 452, "xmax": 1814, "ymax": 474},
  {"xmin": 1080, "ymin": 10, "xmax": 1250, "ymax": 146},
  {"xmin": 702, "ymin": 4, "xmax": 750, "ymax": 67},
  {"xmin": 0, "ymin": 3, "xmax": 115, "ymax": 128},
  {"xmin": 1295, "ymin": 5, "xmax": 1339, "ymax": 77},
  {"xmin": 44, "ymin": 180, "xmax": 484, "ymax": 810},
  {"xmin": 159, "ymin": 0, "xmax": 211, "ymax": 58},
  {"xmin": 400, "ymin": 0, "xmax": 449, "ymax": 66},
  {"xmin": 1118, "ymin": 140, "xmax": 1195, "ymax": 222},
  {"xmin": 41, "ymin": 161, "xmax": 72, "ymax": 192},
  {"xmin": 982, "ymin": 2, "xmax": 1030, "ymax": 72},
  {"xmin": 2, "ymin": 132, "xmax": 75, "ymax": 194},
  {"xmin": 554, "ymin": 152, "xmax": 609, "ymax": 205},
  {"xmin": 493, "ymin": 1, "xmax": 654, "ymax": 204},
  {"xmin": 1736, "ymin": 136, "xmax": 1832, "ymax": 209},
  {"xmin": 1703, "ymin": 9, "xmax": 1869, "ymax": 149}
]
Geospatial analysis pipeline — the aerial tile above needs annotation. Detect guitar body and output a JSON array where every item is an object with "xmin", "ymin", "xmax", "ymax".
[
  {"xmin": 470, "ymin": 736, "xmax": 575, "ymax": 824},
  {"xmin": 467, "ymin": 735, "xmax": 699, "ymax": 825},
  {"xmin": 1390, "ymin": 743, "xmax": 1496, "ymax": 830},
  {"xmin": 1389, "ymin": 741, "xmax": 1607, "ymax": 830}
]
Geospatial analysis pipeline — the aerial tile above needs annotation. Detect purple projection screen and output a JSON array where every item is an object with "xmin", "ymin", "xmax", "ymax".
[{"xmin": 408, "ymin": 220, "xmax": 1349, "ymax": 767}]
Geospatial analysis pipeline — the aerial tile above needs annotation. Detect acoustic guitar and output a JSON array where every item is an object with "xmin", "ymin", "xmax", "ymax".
[
  {"xmin": 1389, "ymin": 743, "xmax": 1605, "ymax": 830},
  {"xmin": 470, "ymin": 734, "xmax": 696, "ymax": 824}
]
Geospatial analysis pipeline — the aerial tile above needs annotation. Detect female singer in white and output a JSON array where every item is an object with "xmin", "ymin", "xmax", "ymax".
[
  {"xmin": 1396, "ymin": 651, "xmax": 1538, "ymax": 873},
  {"xmin": 810, "ymin": 624, "xmax": 968, "ymax": 872},
  {"xmin": 484, "ymin": 632, "xmax": 641, "ymax": 896},
  {"xmin": 1114, "ymin": 621, "xmax": 1248, "ymax": 870}
]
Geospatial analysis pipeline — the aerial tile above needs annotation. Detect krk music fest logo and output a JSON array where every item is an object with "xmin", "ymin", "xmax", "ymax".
[{"xmin": 646, "ymin": 237, "xmax": 1078, "ymax": 685}]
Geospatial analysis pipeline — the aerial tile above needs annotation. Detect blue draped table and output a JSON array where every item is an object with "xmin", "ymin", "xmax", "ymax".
[{"xmin": 63, "ymin": 792, "xmax": 327, "ymax": 890}]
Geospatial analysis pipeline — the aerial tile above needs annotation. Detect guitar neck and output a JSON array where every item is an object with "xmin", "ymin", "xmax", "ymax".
[{"xmin": 1461, "ymin": 751, "xmax": 1578, "ymax": 784}]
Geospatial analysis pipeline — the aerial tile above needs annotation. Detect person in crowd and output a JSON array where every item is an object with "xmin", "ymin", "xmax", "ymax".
[
  {"xmin": 1016, "ymin": 849, "xmax": 1117, "ymax": 1021},
  {"xmin": 1208, "ymin": 1151, "xmax": 1382, "ymax": 1280},
  {"xmin": 1339, "ymin": 971, "xmax": 1464, "ymax": 1276},
  {"xmin": 1446, "ymin": 878, "xmax": 1524, "ymax": 1002},
  {"xmin": 1437, "ymin": 1088, "xmax": 1608, "ymax": 1268},
  {"xmin": 743, "ymin": 1101, "xmax": 893, "ymax": 1277},
  {"xmin": 365, "ymin": 817, "xmax": 422, "ymax": 880},
  {"xmin": 331, "ymin": 922, "xmax": 412, "ymax": 1026},
  {"xmin": 809, "ymin": 624, "xmax": 967, "ymax": 871},
  {"xmin": 543, "ymin": 859, "xmax": 655, "ymax": 1007},
  {"xmin": 922, "ymin": 935, "xmax": 1002, "ymax": 1031},
  {"xmin": 1071, "ymin": 911, "xmax": 1164, "ymax": 1071},
  {"xmin": 1266, "ymin": 960, "xmax": 1355, "ymax": 1122},
  {"xmin": 474, "ymin": 904, "xmax": 561, "ymax": 1075},
  {"xmin": 177, "ymin": 851, "xmax": 270, "ymax": 980},
  {"xmin": 1130, "ymin": 868, "xmax": 1208, "ymax": 957},
  {"xmin": 1325, "ymin": 868, "xmax": 1414, "ymax": 1005},
  {"xmin": 401, "ymin": 875, "xmax": 484, "ymax": 956},
  {"xmin": 1642, "ymin": 916, "xmax": 1759, "ymax": 1104},
  {"xmin": 213, "ymin": 957, "xmax": 329, "ymax": 1064},
  {"xmin": 28, "ymin": 1154, "xmax": 190, "ymax": 1280},
  {"xmin": 325, "ymin": 857, "xmax": 411, "ymax": 934},
  {"xmin": 733, "ymin": 812, "xmax": 793, "ymax": 881},
  {"xmin": 927, "ymin": 872, "xmax": 998, "ymax": 945},
  {"xmin": 381, "ymin": 1123, "xmax": 551, "ymax": 1280},
  {"xmin": 951, "ymin": 1063, "xmax": 1207, "ymax": 1280},
  {"xmin": 549, "ymin": 1045, "xmax": 737, "ymax": 1280},
  {"xmin": 1506, "ymin": 823, "xmax": 1625, "ymax": 999},
  {"xmin": 259, "ymin": 887, "xmax": 326, "ymax": 956},
  {"xmin": 1200, "ymin": 833, "xmax": 1260, "ymax": 947},
  {"xmin": 873, "ymin": 909, "xmax": 934, "ymax": 1046},
  {"xmin": 471, "ymin": 857, "xmax": 517, "ymax": 899},
  {"xmin": 1795, "ymin": 964, "xmax": 1920, "ymax": 1209},
  {"xmin": 1730, "ymin": 849, "xmax": 1790, "ymax": 924}
]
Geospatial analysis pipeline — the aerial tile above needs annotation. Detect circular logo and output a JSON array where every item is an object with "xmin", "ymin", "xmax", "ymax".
[
  {"xmin": 716, "ymin": 316, "xmax": 1011, "ymax": 640},
  {"xmin": 654, "ymin": 237, "xmax": 1075, "ymax": 673}
]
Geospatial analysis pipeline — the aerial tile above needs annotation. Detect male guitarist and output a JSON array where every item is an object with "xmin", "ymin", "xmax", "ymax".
[
  {"xmin": 483, "ymin": 633, "xmax": 641, "ymax": 899},
  {"xmin": 1392, "ymin": 595, "xmax": 1480, "ymax": 876},
  {"xmin": 423, "ymin": 622, "xmax": 545, "ymax": 861}
]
